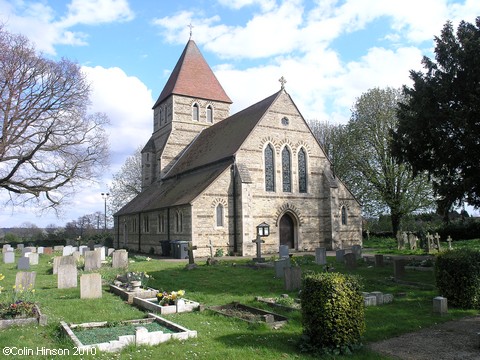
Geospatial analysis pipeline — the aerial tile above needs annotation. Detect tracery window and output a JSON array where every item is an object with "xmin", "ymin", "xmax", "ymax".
[
  {"xmin": 143, "ymin": 215, "xmax": 150, "ymax": 233},
  {"xmin": 341, "ymin": 206, "xmax": 347, "ymax": 225},
  {"xmin": 264, "ymin": 144, "xmax": 275, "ymax": 191},
  {"xmin": 175, "ymin": 211, "xmax": 183, "ymax": 232},
  {"xmin": 298, "ymin": 148, "xmax": 307, "ymax": 193},
  {"xmin": 282, "ymin": 147, "xmax": 291, "ymax": 192},
  {"xmin": 216, "ymin": 204, "xmax": 224, "ymax": 227}
]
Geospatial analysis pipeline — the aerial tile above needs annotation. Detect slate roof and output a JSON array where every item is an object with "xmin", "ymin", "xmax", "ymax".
[{"xmin": 153, "ymin": 40, "xmax": 232, "ymax": 108}]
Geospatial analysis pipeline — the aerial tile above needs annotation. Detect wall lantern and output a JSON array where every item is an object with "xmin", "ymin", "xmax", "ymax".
[{"xmin": 256, "ymin": 222, "xmax": 270, "ymax": 237}]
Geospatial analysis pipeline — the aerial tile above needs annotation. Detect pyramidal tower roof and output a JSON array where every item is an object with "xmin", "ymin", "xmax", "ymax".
[{"xmin": 153, "ymin": 40, "xmax": 232, "ymax": 108}]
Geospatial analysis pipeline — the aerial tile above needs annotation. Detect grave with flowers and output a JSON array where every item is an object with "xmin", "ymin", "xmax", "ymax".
[
  {"xmin": 0, "ymin": 273, "xmax": 47, "ymax": 329},
  {"xmin": 109, "ymin": 271, "xmax": 158, "ymax": 304},
  {"xmin": 133, "ymin": 289, "xmax": 200, "ymax": 315}
]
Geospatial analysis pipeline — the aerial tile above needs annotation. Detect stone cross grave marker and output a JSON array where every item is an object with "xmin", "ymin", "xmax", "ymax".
[
  {"xmin": 252, "ymin": 236, "xmax": 265, "ymax": 262},
  {"xmin": 80, "ymin": 273, "xmax": 102, "ymax": 299},
  {"xmin": 3, "ymin": 251, "xmax": 14, "ymax": 264},
  {"xmin": 207, "ymin": 239, "xmax": 214, "ymax": 258},
  {"xmin": 112, "ymin": 249, "xmax": 128, "ymax": 268},
  {"xmin": 426, "ymin": 232, "xmax": 433, "ymax": 252},
  {"xmin": 434, "ymin": 233, "xmax": 442, "ymax": 251},
  {"xmin": 187, "ymin": 242, "xmax": 197, "ymax": 265},
  {"xmin": 15, "ymin": 271, "xmax": 36, "ymax": 292},
  {"xmin": 447, "ymin": 235, "xmax": 453, "ymax": 250},
  {"xmin": 58, "ymin": 264, "xmax": 78, "ymax": 289},
  {"xmin": 315, "ymin": 247, "xmax": 327, "ymax": 265},
  {"xmin": 17, "ymin": 256, "xmax": 30, "ymax": 270}
]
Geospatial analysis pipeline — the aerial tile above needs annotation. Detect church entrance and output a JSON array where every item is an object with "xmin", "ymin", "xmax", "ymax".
[{"xmin": 280, "ymin": 213, "xmax": 295, "ymax": 249}]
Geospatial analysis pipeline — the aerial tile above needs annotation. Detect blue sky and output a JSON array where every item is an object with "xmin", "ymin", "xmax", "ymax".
[{"xmin": 1, "ymin": 0, "xmax": 479, "ymax": 228}]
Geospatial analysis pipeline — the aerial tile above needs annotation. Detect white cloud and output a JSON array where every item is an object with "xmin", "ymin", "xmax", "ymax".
[
  {"xmin": 217, "ymin": 0, "xmax": 276, "ymax": 11},
  {"xmin": 60, "ymin": 0, "xmax": 134, "ymax": 27}
]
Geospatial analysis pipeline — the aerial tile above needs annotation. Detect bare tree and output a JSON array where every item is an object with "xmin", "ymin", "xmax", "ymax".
[
  {"xmin": 0, "ymin": 26, "xmax": 109, "ymax": 210},
  {"xmin": 109, "ymin": 146, "xmax": 142, "ymax": 214}
]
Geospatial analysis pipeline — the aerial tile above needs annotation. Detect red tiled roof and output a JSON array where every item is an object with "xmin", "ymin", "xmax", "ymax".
[{"xmin": 153, "ymin": 40, "xmax": 232, "ymax": 108}]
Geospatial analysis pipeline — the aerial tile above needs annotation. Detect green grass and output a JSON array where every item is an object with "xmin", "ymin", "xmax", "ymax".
[{"xmin": 0, "ymin": 250, "xmax": 477, "ymax": 359}]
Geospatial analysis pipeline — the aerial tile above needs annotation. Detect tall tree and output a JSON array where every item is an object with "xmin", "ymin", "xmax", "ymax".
[
  {"xmin": 0, "ymin": 26, "xmax": 109, "ymax": 209},
  {"xmin": 344, "ymin": 87, "xmax": 434, "ymax": 235},
  {"xmin": 392, "ymin": 18, "xmax": 480, "ymax": 220},
  {"xmin": 109, "ymin": 146, "xmax": 142, "ymax": 214}
]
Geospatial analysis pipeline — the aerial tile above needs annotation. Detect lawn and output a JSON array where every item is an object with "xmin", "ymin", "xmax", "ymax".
[{"xmin": 0, "ymin": 249, "xmax": 477, "ymax": 360}]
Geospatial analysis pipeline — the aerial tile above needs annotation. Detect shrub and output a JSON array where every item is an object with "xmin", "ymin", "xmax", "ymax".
[
  {"xmin": 435, "ymin": 249, "xmax": 480, "ymax": 309},
  {"xmin": 300, "ymin": 272, "xmax": 365, "ymax": 355}
]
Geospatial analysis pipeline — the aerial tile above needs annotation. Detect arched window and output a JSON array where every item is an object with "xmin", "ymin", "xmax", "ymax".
[
  {"xmin": 216, "ymin": 204, "xmax": 224, "ymax": 227},
  {"xmin": 175, "ymin": 211, "xmax": 183, "ymax": 232},
  {"xmin": 158, "ymin": 108, "xmax": 162, "ymax": 125},
  {"xmin": 282, "ymin": 147, "xmax": 291, "ymax": 192},
  {"xmin": 206, "ymin": 105, "xmax": 213, "ymax": 123},
  {"xmin": 143, "ymin": 215, "xmax": 150, "ymax": 233},
  {"xmin": 157, "ymin": 214, "xmax": 165, "ymax": 233},
  {"xmin": 341, "ymin": 206, "xmax": 347, "ymax": 225},
  {"xmin": 192, "ymin": 103, "xmax": 199, "ymax": 121},
  {"xmin": 298, "ymin": 148, "xmax": 307, "ymax": 193},
  {"xmin": 264, "ymin": 144, "xmax": 275, "ymax": 191}
]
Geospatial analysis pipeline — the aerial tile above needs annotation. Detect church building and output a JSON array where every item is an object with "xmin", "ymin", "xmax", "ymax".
[{"xmin": 113, "ymin": 39, "xmax": 362, "ymax": 257}]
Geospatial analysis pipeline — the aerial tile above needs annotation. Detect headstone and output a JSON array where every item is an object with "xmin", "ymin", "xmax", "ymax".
[
  {"xmin": 25, "ymin": 246, "xmax": 36, "ymax": 253},
  {"xmin": 351, "ymin": 245, "xmax": 362, "ymax": 259},
  {"xmin": 107, "ymin": 248, "xmax": 115, "ymax": 257},
  {"xmin": 447, "ymin": 236, "xmax": 453, "ymax": 250},
  {"xmin": 80, "ymin": 273, "xmax": 102, "ymax": 299},
  {"xmin": 43, "ymin": 247, "xmax": 53, "ymax": 255},
  {"xmin": 335, "ymin": 249, "xmax": 345, "ymax": 262},
  {"xmin": 17, "ymin": 243, "xmax": 24, "ymax": 250},
  {"xmin": 37, "ymin": 246, "xmax": 44, "ymax": 254},
  {"xmin": 433, "ymin": 296, "xmax": 448, "ymax": 314},
  {"xmin": 22, "ymin": 248, "xmax": 32, "ymax": 257},
  {"xmin": 29, "ymin": 252, "xmax": 39, "ymax": 265},
  {"xmin": 434, "ymin": 233, "xmax": 442, "ymax": 251},
  {"xmin": 53, "ymin": 245, "xmax": 64, "ymax": 252},
  {"xmin": 408, "ymin": 232, "xmax": 417, "ymax": 250},
  {"xmin": 396, "ymin": 232, "xmax": 404, "ymax": 250},
  {"xmin": 63, "ymin": 245, "xmax": 74, "ymax": 256},
  {"xmin": 84, "ymin": 250, "xmax": 102, "ymax": 271},
  {"xmin": 15, "ymin": 271, "xmax": 36, "ymax": 292},
  {"xmin": 370, "ymin": 291, "xmax": 384, "ymax": 305},
  {"xmin": 72, "ymin": 251, "xmax": 81, "ymax": 262},
  {"xmin": 364, "ymin": 295, "xmax": 377, "ymax": 306},
  {"xmin": 87, "ymin": 240, "xmax": 94, "ymax": 250},
  {"xmin": 344, "ymin": 252, "xmax": 357, "ymax": 269},
  {"xmin": 95, "ymin": 247, "xmax": 105, "ymax": 261},
  {"xmin": 374, "ymin": 254, "xmax": 384, "ymax": 267},
  {"xmin": 58, "ymin": 264, "xmax": 78, "ymax": 289},
  {"xmin": 17, "ymin": 256, "xmax": 30, "ymax": 270},
  {"xmin": 3, "ymin": 251, "xmax": 14, "ymax": 264},
  {"xmin": 2, "ymin": 244, "xmax": 11, "ymax": 252},
  {"xmin": 53, "ymin": 256, "xmax": 76, "ymax": 274},
  {"xmin": 315, "ymin": 247, "xmax": 327, "ymax": 265},
  {"xmin": 79, "ymin": 246, "xmax": 89, "ymax": 255},
  {"xmin": 284, "ymin": 267, "xmax": 302, "ymax": 291},
  {"xmin": 426, "ymin": 232, "xmax": 433, "ymax": 252},
  {"xmin": 252, "ymin": 236, "xmax": 265, "ymax": 262},
  {"xmin": 279, "ymin": 245, "xmax": 289, "ymax": 259},
  {"xmin": 112, "ymin": 250, "xmax": 128, "ymax": 268},
  {"xmin": 393, "ymin": 259, "xmax": 406, "ymax": 279},
  {"xmin": 187, "ymin": 242, "xmax": 197, "ymax": 265},
  {"xmin": 275, "ymin": 258, "xmax": 291, "ymax": 278}
]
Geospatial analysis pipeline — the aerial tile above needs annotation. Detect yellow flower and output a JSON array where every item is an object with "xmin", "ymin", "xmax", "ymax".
[
  {"xmin": 178, "ymin": 290, "xmax": 185, "ymax": 297},
  {"xmin": 0, "ymin": 274, "xmax": 5, "ymax": 281}
]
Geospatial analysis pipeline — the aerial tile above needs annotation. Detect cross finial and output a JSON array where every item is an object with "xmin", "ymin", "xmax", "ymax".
[
  {"xmin": 188, "ymin": 23, "xmax": 194, "ymax": 39},
  {"xmin": 279, "ymin": 76, "xmax": 287, "ymax": 89}
]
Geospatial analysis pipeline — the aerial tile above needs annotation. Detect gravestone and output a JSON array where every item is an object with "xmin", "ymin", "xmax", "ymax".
[
  {"xmin": 29, "ymin": 253, "xmax": 39, "ymax": 265},
  {"xmin": 2, "ymin": 244, "xmax": 11, "ymax": 252},
  {"xmin": 72, "ymin": 251, "xmax": 81, "ymax": 262},
  {"xmin": 433, "ymin": 296, "xmax": 448, "ymax": 314},
  {"xmin": 17, "ymin": 256, "xmax": 30, "ymax": 270},
  {"xmin": 95, "ymin": 247, "xmax": 105, "ymax": 261},
  {"xmin": 43, "ymin": 247, "xmax": 53, "ymax": 255},
  {"xmin": 315, "ymin": 247, "xmax": 327, "ymax": 265},
  {"xmin": 80, "ymin": 273, "xmax": 102, "ymax": 299},
  {"xmin": 274, "ymin": 258, "xmax": 291, "ymax": 278},
  {"xmin": 408, "ymin": 232, "xmax": 417, "ymax": 250},
  {"xmin": 107, "ymin": 248, "xmax": 115, "ymax": 257},
  {"xmin": 279, "ymin": 245, "xmax": 289, "ymax": 259},
  {"xmin": 447, "ymin": 236, "xmax": 453, "ymax": 250},
  {"xmin": 63, "ymin": 246, "xmax": 74, "ymax": 256},
  {"xmin": 434, "ymin": 233, "xmax": 442, "ymax": 251},
  {"xmin": 87, "ymin": 240, "xmax": 94, "ymax": 250},
  {"xmin": 22, "ymin": 248, "xmax": 32, "ymax": 257},
  {"xmin": 335, "ymin": 249, "xmax": 345, "ymax": 262},
  {"xmin": 37, "ymin": 246, "xmax": 44, "ymax": 254},
  {"xmin": 352, "ymin": 245, "xmax": 362, "ymax": 259},
  {"xmin": 344, "ymin": 252, "xmax": 357, "ymax": 269},
  {"xmin": 284, "ymin": 267, "xmax": 302, "ymax": 291},
  {"xmin": 53, "ymin": 245, "xmax": 64, "ymax": 252},
  {"xmin": 374, "ymin": 254, "xmax": 384, "ymax": 267},
  {"xmin": 58, "ymin": 264, "xmax": 78, "ymax": 289},
  {"xmin": 207, "ymin": 240, "xmax": 215, "ymax": 258},
  {"xmin": 15, "ymin": 271, "xmax": 36, "ymax": 291},
  {"xmin": 53, "ymin": 256, "xmax": 76, "ymax": 274},
  {"xmin": 25, "ymin": 246, "xmax": 36, "ymax": 253},
  {"xmin": 393, "ymin": 259, "xmax": 406, "ymax": 279},
  {"xmin": 252, "ymin": 236, "xmax": 265, "ymax": 262},
  {"xmin": 84, "ymin": 250, "xmax": 102, "ymax": 271},
  {"xmin": 112, "ymin": 250, "xmax": 128, "ymax": 268},
  {"xmin": 17, "ymin": 243, "xmax": 24, "ymax": 250},
  {"xmin": 79, "ymin": 246, "xmax": 89, "ymax": 255},
  {"xmin": 187, "ymin": 242, "xmax": 197, "ymax": 265},
  {"xmin": 370, "ymin": 291, "xmax": 384, "ymax": 305},
  {"xmin": 3, "ymin": 251, "xmax": 14, "ymax": 264}
]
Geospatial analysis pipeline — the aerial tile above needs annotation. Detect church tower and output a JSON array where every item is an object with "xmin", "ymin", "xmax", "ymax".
[{"xmin": 141, "ymin": 40, "xmax": 232, "ymax": 188}]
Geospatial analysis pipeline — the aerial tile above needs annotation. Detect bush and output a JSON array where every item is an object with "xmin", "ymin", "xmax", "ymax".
[
  {"xmin": 300, "ymin": 272, "xmax": 365, "ymax": 355},
  {"xmin": 436, "ymin": 219, "xmax": 480, "ymax": 241},
  {"xmin": 435, "ymin": 249, "xmax": 480, "ymax": 309}
]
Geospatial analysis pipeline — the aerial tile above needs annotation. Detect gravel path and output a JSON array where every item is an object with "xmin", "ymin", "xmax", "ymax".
[{"xmin": 369, "ymin": 315, "xmax": 480, "ymax": 359}]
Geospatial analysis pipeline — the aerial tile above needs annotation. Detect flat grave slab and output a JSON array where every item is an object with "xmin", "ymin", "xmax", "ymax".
[
  {"xmin": 133, "ymin": 297, "xmax": 200, "ymax": 315},
  {"xmin": 109, "ymin": 284, "xmax": 158, "ymax": 304}
]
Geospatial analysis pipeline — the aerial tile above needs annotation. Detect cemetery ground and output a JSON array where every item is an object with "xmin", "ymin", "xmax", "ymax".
[{"xmin": 0, "ymin": 243, "xmax": 479, "ymax": 360}]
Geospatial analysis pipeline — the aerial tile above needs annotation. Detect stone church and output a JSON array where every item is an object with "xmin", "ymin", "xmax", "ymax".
[{"xmin": 113, "ymin": 39, "xmax": 362, "ymax": 257}]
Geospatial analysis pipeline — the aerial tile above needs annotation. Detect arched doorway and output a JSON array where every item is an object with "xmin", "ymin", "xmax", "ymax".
[{"xmin": 280, "ymin": 213, "xmax": 295, "ymax": 249}]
